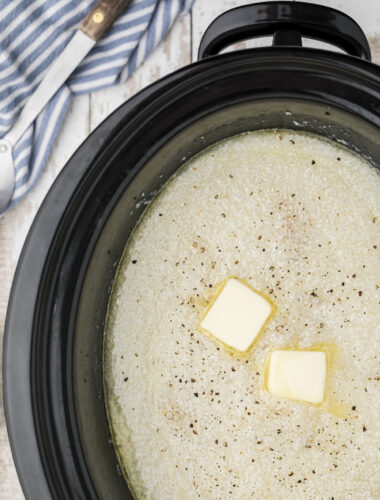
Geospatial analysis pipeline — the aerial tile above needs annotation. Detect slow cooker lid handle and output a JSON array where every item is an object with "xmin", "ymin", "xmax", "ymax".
[{"xmin": 198, "ymin": 1, "xmax": 371, "ymax": 61}]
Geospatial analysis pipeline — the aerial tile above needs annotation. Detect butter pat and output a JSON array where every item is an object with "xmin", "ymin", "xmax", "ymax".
[
  {"xmin": 267, "ymin": 350, "xmax": 326, "ymax": 404},
  {"xmin": 199, "ymin": 278, "xmax": 274, "ymax": 352}
]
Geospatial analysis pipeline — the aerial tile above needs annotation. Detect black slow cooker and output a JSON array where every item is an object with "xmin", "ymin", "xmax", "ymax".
[{"xmin": 3, "ymin": 2, "xmax": 380, "ymax": 499}]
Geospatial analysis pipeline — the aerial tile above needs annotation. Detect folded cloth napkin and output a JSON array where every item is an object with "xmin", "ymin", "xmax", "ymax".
[{"xmin": 0, "ymin": 0, "xmax": 193, "ymax": 211}]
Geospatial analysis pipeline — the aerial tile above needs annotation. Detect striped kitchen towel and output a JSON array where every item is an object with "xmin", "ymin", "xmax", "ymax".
[{"xmin": 0, "ymin": 0, "xmax": 193, "ymax": 211}]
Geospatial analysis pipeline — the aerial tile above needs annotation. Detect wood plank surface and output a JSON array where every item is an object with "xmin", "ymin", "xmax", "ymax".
[{"xmin": 0, "ymin": 1, "xmax": 379, "ymax": 498}]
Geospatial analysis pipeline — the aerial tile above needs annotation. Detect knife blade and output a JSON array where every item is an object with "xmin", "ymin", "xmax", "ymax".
[
  {"xmin": 4, "ymin": 31, "xmax": 95, "ymax": 149},
  {"xmin": 0, "ymin": 0, "xmax": 132, "ymax": 214}
]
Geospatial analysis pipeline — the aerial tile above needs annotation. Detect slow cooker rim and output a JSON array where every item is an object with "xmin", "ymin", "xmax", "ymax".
[{"xmin": 3, "ymin": 45, "xmax": 380, "ymax": 500}]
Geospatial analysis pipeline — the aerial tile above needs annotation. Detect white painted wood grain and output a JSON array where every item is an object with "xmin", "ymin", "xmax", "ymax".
[{"xmin": 0, "ymin": 1, "xmax": 379, "ymax": 498}]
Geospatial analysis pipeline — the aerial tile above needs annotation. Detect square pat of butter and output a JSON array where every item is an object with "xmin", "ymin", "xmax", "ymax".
[
  {"xmin": 267, "ymin": 350, "xmax": 326, "ymax": 404},
  {"xmin": 199, "ymin": 278, "xmax": 274, "ymax": 352}
]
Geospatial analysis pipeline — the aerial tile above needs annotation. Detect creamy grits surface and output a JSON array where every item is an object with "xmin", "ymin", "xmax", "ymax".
[{"xmin": 104, "ymin": 130, "xmax": 380, "ymax": 500}]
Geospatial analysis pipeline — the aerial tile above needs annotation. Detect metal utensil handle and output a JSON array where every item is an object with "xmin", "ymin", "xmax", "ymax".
[
  {"xmin": 0, "ymin": 140, "xmax": 14, "ymax": 213},
  {"xmin": 80, "ymin": 0, "xmax": 132, "ymax": 41},
  {"xmin": 198, "ymin": 1, "xmax": 371, "ymax": 61}
]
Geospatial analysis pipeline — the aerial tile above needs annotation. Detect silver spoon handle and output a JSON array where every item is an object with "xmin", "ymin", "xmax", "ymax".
[{"xmin": 0, "ymin": 139, "xmax": 15, "ymax": 214}]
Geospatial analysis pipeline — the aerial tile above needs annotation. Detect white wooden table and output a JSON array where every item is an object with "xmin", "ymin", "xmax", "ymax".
[{"xmin": 1, "ymin": 1, "xmax": 379, "ymax": 498}]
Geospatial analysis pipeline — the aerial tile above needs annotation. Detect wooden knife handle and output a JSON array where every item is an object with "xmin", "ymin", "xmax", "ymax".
[{"xmin": 80, "ymin": 0, "xmax": 132, "ymax": 42}]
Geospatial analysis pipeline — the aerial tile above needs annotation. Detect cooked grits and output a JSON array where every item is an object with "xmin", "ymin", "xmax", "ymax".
[{"xmin": 104, "ymin": 130, "xmax": 380, "ymax": 499}]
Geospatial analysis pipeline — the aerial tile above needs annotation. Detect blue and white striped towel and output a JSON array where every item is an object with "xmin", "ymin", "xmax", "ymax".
[{"xmin": 0, "ymin": 0, "xmax": 193, "ymax": 211}]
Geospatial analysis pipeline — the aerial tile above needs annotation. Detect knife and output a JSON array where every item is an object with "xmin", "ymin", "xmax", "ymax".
[{"xmin": 0, "ymin": 0, "xmax": 132, "ymax": 214}]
